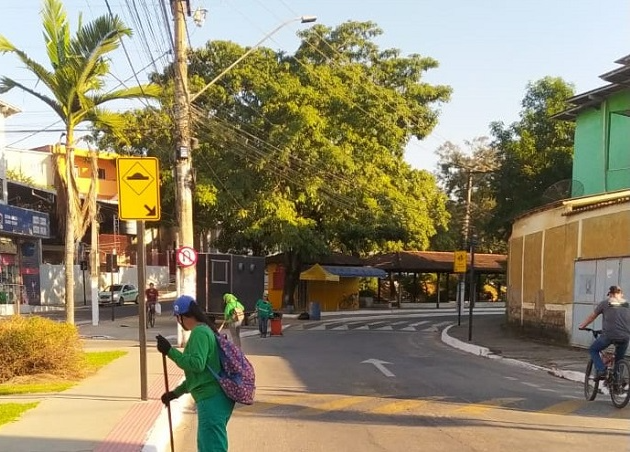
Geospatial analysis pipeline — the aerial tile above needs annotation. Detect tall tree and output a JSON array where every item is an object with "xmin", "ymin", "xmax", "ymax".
[
  {"xmin": 100, "ymin": 21, "xmax": 452, "ymax": 308},
  {"xmin": 0, "ymin": 0, "xmax": 159, "ymax": 323},
  {"xmin": 489, "ymin": 77, "xmax": 575, "ymax": 238},
  {"xmin": 433, "ymin": 137, "xmax": 502, "ymax": 253}
]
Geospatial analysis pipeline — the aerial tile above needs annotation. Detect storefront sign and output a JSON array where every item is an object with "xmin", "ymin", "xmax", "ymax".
[{"xmin": 0, "ymin": 204, "xmax": 49, "ymax": 238}]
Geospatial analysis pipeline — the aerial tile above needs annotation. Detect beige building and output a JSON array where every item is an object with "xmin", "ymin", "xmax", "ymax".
[{"xmin": 509, "ymin": 191, "xmax": 630, "ymax": 347}]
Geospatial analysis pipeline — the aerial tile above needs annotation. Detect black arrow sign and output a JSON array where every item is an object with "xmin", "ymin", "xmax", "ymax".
[{"xmin": 144, "ymin": 205, "xmax": 157, "ymax": 216}]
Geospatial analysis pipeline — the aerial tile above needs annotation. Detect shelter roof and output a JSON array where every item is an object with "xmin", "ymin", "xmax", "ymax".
[
  {"xmin": 323, "ymin": 265, "xmax": 386, "ymax": 279},
  {"xmin": 366, "ymin": 251, "xmax": 507, "ymax": 274}
]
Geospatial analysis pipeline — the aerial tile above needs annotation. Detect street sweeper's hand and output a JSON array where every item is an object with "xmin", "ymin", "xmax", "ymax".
[
  {"xmin": 161, "ymin": 391, "xmax": 178, "ymax": 405},
  {"xmin": 156, "ymin": 335, "xmax": 172, "ymax": 355}
]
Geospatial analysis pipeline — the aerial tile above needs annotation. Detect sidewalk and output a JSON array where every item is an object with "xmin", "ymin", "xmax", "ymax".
[{"xmin": 441, "ymin": 314, "xmax": 588, "ymax": 383}]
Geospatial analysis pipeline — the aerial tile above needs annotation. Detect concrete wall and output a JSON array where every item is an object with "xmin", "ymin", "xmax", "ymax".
[
  {"xmin": 508, "ymin": 199, "xmax": 630, "ymax": 341},
  {"xmin": 39, "ymin": 264, "xmax": 169, "ymax": 305}
]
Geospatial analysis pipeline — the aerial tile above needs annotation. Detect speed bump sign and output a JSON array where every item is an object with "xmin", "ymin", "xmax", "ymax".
[{"xmin": 453, "ymin": 251, "xmax": 467, "ymax": 273}]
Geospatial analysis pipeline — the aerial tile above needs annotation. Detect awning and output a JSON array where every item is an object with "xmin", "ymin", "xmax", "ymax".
[
  {"xmin": 299, "ymin": 264, "xmax": 339, "ymax": 282},
  {"xmin": 323, "ymin": 265, "xmax": 387, "ymax": 279}
]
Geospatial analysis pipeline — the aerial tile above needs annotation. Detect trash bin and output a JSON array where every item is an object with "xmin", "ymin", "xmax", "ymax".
[
  {"xmin": 270, "ymin": 312, "xmax": 283, "ymax": 336},
  {"xmin": 308, "ymin": 301, "xmax": 321, "ymax": 321}
]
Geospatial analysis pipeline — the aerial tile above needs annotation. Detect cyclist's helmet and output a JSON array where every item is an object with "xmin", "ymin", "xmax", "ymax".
[{"xmin": 173, "ymin": 295, "xmax": 195, "ymax": 316}]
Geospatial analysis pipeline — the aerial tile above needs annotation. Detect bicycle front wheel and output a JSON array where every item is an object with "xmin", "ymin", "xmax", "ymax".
[
  {"xmin": 584, "ymin": 359, "xmax": 599, "ymax": 401},
  {"xmin": 610, "ymin": 359, "xmax": 630, "ymax": 408}
]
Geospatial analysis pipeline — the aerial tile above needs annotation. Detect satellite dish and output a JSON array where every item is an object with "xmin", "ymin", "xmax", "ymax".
[{"xmin": 542, "ymin": 179, "xmax": 584, "ymax": 203}]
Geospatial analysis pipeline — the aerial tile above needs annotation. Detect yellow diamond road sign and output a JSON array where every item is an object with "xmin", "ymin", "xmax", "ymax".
[
  {"xmin": 116, "ymin": 157, "xmax": 161, "ymax": 221},
  {"xmin": 453, "ymin": 250, "xmax": 467, "ymax": 273}
]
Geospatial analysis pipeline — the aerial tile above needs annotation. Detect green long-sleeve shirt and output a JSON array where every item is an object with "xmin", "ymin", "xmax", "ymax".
[
  {"xmin": 223, "ymin": 293, "xmax": 244, "ymax": 323},
  {"xmin": 167, "ymin": 324, "xmax": 222, "ymax": 402}
]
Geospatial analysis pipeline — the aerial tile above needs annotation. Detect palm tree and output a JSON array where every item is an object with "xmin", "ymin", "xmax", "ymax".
[{"xmin": 0, "ymin": 0, "xmax": 160, "ymax": 323}]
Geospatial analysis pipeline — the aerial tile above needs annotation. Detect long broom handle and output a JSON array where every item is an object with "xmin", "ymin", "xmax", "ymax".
[{"xmin": 162, "ymin": 353, "xmax": 175, "ymax": 452}]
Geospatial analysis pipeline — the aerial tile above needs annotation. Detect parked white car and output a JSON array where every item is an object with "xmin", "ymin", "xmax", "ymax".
[{"xmin": 98, "ymin": 284, "xmax": 139, "ymax": 306}]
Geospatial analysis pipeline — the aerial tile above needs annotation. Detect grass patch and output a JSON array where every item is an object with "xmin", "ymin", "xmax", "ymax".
[
  {"xmin": 84, "ymin": 350, "xmax": 127, "ymax": 372},
  {"xmin": 0, "ymin": 350, "xmax": 127, "ymax": 396},
  {"xmin": 0, "ymin": 402, "xmax": 39, "ymax": 426}
]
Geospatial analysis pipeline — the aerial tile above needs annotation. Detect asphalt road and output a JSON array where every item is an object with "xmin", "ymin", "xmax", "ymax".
[{"xmin": 172, "ymin": 315, "xmax": 630, "ymax": 452}]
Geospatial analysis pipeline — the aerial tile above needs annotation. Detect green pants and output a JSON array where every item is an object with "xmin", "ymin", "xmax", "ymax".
[{"xmin": 196, "ymin": 391, "xmax": 235, "ymax": 452}]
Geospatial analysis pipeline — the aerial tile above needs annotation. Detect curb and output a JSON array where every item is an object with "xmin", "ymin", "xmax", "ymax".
[{"xmin": 441, "ymin": 324, "xmax": 588, "ymax": 386}]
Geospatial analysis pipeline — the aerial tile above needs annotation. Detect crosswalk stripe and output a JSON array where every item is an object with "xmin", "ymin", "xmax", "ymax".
[
  {"xmin": 409, "ymin": 320, "xmax": 429, "ymax": 327},
  {"xmin": 296, "ymin": 396, "xmax": 366, "ymax": 416},
  {"xmin": 331, "ymin": 325, "xmax": 349, "ymax": 330},
  {"xmin": 354, "ymin": 325, "xmax": 369, "ymax": 330},
  {"xmin": 539, "ymin": 399, "xmax": 586, "ymax": 415},
  {"xmin": 400, "ymin": 327, "xmax": 416, "ymax": 331},
  {"xmin": 455, "ymin": 398, "xmax": 523, "ymax": 414},
  {"xmin": 376, "ymin": 325, "xmax": 394, "ymax": 330}
]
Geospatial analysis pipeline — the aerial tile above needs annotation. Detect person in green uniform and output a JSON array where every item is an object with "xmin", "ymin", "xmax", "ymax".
[
  {"xmin": 222, "ymin": 293, "xmax": 245, "ymax": 348},
  {"xmin": 156, "ymin": 295, "xmax": 235, "ymax": 452},
  {"xmin": 255, "ymin": 291, "xmax": 274, "ymax": 338}
]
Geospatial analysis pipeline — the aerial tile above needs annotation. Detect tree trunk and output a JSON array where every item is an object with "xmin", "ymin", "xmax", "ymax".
[
  {"xmin": 64, "ymin": 140, "xmax": 76, "ymax": 324},
  {"xmin": 281, "ymin": 251, "xmax": 301, "ymax": 309}
]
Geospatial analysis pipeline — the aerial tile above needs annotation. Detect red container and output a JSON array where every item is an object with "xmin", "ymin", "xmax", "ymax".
[{"xmin": 270, "ymin": 317, "xmax": 283, "ymax": 336}]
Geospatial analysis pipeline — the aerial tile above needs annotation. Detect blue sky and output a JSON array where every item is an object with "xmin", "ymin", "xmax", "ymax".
[{"xmin": 1, "ymin": 0, "xmax": 629, "ymax": 172}]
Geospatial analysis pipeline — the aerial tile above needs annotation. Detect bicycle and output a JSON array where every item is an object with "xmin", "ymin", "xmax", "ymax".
[
  {"xmin": 580, "ymin": 327, "xmax": 630, "ymax": 408},
  {"xmin": 146, "ymin": 302, "xmax": 156, "ymax": 328}
]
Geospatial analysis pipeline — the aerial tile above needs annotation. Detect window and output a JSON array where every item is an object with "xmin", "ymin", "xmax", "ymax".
[
  {"xmin": 211, "ymin": 260, "xmax": 229, "ymax": 284},
  {"xmin": 98, "ymin": 168, "xmax": 106, "ymax": 179},
  {"xmin": 608, "ymin": 111, "xmax": 630, "ymax": 170}
]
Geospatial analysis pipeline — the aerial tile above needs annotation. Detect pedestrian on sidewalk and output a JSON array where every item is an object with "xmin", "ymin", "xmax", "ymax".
[
  {"xmin": 223, "ymin": 293, "xmax": 245, "ymax": 348},
  {"xmin": 579, "ymin": 285, "xmax": 630, "ymax": 380},
  {"xmin": 255, "ymin": 291, "xmax": 273, "ymax": 338},
  {"xmin": 156, "ymin": 295, "xmax": 235, "ymax": 452}
]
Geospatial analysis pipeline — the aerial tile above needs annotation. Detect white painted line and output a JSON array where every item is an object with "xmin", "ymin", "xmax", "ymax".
[
  {"xmin": 409, "ymin": 320, "xmax": 430, "ymax": 327},
  {"xmin": 362, "ymin": 358, "xmax": 395, "ymax": 377},
  {"xmin": 400, "ymin": 327, "xmax": 416, "ymax": 332},
  {"xmin": 331, "ymin": 325, "xmax": 349, "ymax": 330},
  {"xmin": 354, "ymin": 325, "xmax": 369, "ymax": 330},
  {"xmin": 376, "ymin": 325, "xmax": 393, "ymax": 331}
]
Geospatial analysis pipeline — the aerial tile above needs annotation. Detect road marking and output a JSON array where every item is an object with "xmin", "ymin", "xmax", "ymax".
[
  {"xmin": 297, "ymin": 396, "xmax": 366, "ymax": 416},
  {"xmin": 390, "ymin": 320, "xmax": 409, "ymax": 325},
  {"xmin": 400, "ymin": 327, "xmax": 416, "ymax": 332},
  {"xmin": 504, "ymin": 376, "xmax": 518, "ymax": 381},
  {"xmin": 331, "ymin": 325, "xmax": 349, "ymax": 330},
  {"xmin": 375, "ymin": 325, "xmax": 394, "ymax": 331},
  {"xmin": 539, "ymin": 399, "xmax": 586, "ymax": 415},
  {"xmin": 370, "ymin": 399, "xmax": 428, "ymax": 414},
  {"xmin": 456, "ymin": 398, "xmax": 523, "ymax": 414},
  {"xmin": 309, "ymin": 324, "xmax": 328, "ymax": 330},
  {"xmin": 521, "ymin": 382, "xmax": 540, "ymax": 388},
  {"xmin": 538, "ymin": 388, "xmax": 557, "ymax": 393},
  {"xmin": 354, "ymin": 325, "xmax": 369, "ymax": 330},
  {"xmin": 362, "ymin": 358, "xmax": 395, "ymax": 377},
  {"xmin": 409, "ymin": 320, "xmax": 429, "ymax": 327}
]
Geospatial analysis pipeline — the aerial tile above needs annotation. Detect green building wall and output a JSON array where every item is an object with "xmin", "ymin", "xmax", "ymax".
[{"xmin": 572, "ymin": 90, "xmax": 630, "ymax": 196}]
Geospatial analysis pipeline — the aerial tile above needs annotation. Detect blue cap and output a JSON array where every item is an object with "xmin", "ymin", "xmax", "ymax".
[{"xmin": 173, "ymin": 295, "xmax": 195, "ymax": 316}]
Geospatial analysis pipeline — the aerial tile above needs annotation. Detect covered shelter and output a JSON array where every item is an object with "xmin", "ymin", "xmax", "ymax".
[
  {"xmin": 366, "ymin": 251, "xmax": 507, "ymax": 307},
  {"xmin": 299, "ymin": 263, "xmax": 387, "ymax": 311}
]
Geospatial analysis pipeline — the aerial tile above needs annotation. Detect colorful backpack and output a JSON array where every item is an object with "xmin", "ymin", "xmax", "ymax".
[{"xmin": 207, "ymin": 333, "xmax": 256, "ymax": 405}]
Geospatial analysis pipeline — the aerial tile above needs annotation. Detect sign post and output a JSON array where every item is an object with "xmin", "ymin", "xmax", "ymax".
[
  {"xmin": 116, "ymin": 157, "xmax": 161, "ymax": 402},
  {"xmin": 453, "ymin": 251, "xmax": 467, "ymax": 326}
]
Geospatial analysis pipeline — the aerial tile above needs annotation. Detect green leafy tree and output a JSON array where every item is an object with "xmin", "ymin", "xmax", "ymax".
[
  {"xmin": 100, "ymin": 21, "xmax": 452, "ymax": 308},
  {"xmin": 0, "ymin": 0, "xmax": 159, "ymax": 323},
  {"xmin": 433, "ymin": 137, "xmax": 503, "ymax": 253},
  {"xmin": 489, "ymin": 77, "xmax": 575, "ymax": 238}
]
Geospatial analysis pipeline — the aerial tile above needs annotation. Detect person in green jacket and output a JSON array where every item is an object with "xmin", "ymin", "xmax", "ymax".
[
  {"xmin": 255, "ymin": 291, "xmax": 274, "ymax": 338},
  {"xmin": 156, "ymin": 295, "xmax": 234, "ymax": 452},
  {"xmin": 223, "ymin": 293, "xmax": 245, "ymax": 348}
]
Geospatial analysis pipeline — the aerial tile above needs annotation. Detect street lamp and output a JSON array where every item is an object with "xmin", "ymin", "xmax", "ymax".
[{"xmin": 190, "ymin": 15, "xmax": 317, "ymax": 103}]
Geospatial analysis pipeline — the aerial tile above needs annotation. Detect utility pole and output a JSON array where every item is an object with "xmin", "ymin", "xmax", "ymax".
[
  {"xmin": 173, "ymin": 0, "xmax": 196, "ymax": 302},
  {"xmin": 457, "ymin": 171, "xmax": 473, "ymax": 326}
]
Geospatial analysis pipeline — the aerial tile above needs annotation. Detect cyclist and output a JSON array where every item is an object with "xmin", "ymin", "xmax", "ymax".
[
  {"xmin": 579, "ymin": 285, "xmax": 630, "ymax": 380},
  {"xmin": 145, "ymin": 282, "xmax": 159, "ymax": 314}
]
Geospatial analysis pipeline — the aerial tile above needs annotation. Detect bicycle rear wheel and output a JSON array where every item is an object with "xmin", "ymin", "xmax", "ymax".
[
  {"xmin": 146, "ymin": 307, "xmax": 155, "ymax": 328},
  {"xmin": 610, "ymin": 360, "xmax": 630, "ymax": 408},
  {"xmin": 584, "ymin": 359, "xmax": 599, "ymax": 401}
]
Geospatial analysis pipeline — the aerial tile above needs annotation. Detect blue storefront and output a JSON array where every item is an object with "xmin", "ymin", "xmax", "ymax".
[{"xmin": 0, "ymin": 204, "xmax": 50, "ymax": 306}]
